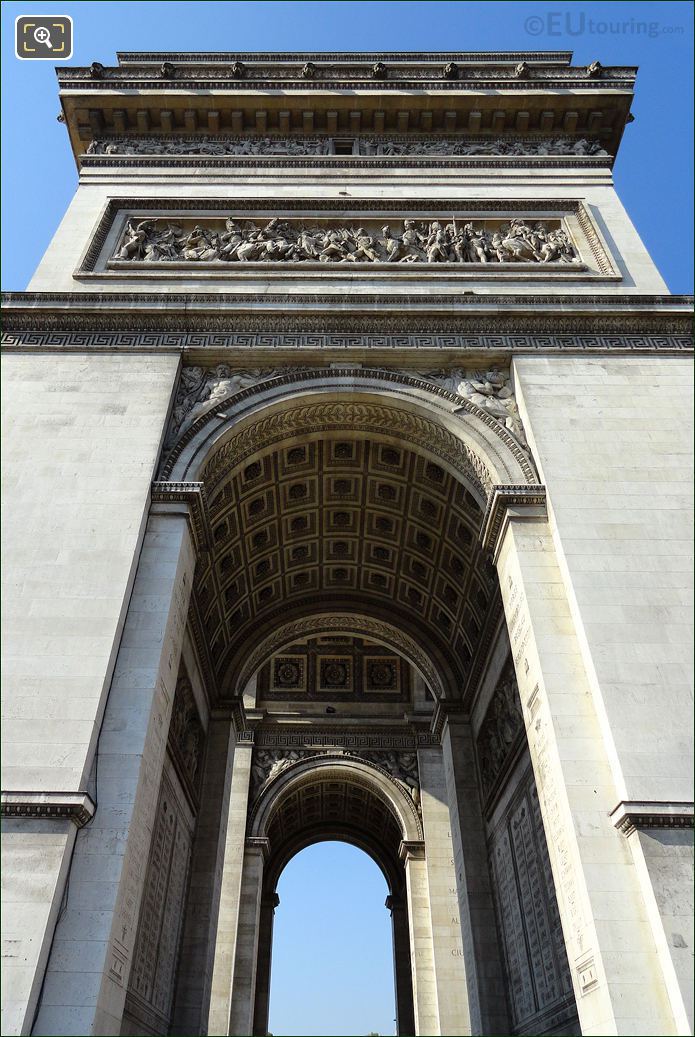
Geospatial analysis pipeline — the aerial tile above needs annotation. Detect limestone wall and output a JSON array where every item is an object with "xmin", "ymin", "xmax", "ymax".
[
  {"xmin": 1, "ymin": 352, "xmax": 179, "ymax": 794},
  {"xmin": 513, "ymin": 355, "xmax": 694, "ymax": 805}
]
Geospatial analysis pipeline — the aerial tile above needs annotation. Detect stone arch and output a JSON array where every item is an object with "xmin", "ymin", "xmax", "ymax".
[
  {"xmin": 249, "ymin": 753, "xmax": 424, "ymax": 847},
  {"xmin": 161, "ymin": 367, "xmax": 538, "ymax": 499},
  {"xmin": 237, "ymin": 612, "xmax": 445, "ymax": 700},
  {"xmin": 162, "ymin": 368, "xmax": 532, "ymax": 703},
  {"xmin": 247, "ymin": 753, "xmax": 422, "ymax": 1037}
]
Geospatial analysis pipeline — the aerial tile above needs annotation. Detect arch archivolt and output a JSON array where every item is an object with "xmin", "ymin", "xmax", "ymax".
[
  {"xmin": 237, "ymin": 612, "xmax": 445, "ymax": 699},
  {"xmin": 249, "ymin": 753, "xmax": 424, "ymax": 846},
  {"xmin": 161, "ymin": 368, "xmax": 538, "ymax": 500}
]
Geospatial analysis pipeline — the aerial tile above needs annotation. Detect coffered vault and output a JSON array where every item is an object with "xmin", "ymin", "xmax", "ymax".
[{"xmin": 158, "ymin": 367, "xmax": 539, "ymax": 704}]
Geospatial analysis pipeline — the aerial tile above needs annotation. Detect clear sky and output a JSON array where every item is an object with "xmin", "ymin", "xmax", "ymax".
[
  {"xmin": 1, "ymin": 2, "xmax": 692, "ymax": 1034},
  {"xmin": 270, "ymin": 842, "xmax": 396, "ymax": 1036},
  {"xmin": 1, "ymin": 0, "xmax": 693, "ymax": 292}
]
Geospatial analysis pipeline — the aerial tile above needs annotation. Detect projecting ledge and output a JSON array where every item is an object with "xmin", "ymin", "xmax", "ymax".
[
  {"xmin": 1, "ymin": 790, "xmax": 96, "ymax": 828},
  {"xmin": 610, "ymin": 800, "xmax": 695, "ymax": 837}
]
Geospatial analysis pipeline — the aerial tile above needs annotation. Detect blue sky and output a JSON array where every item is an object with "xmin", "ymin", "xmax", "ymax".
[
  {"xmin": 1, "ymin": 0, "xmax": 693, "ymax": 292},
  {"xmin": 1, "ymin": 2, "xmax": 691, "ymax": 1034},
  {"xmin": 270, "ymin": 842, "xmax": 395, "ymax": 1036}
]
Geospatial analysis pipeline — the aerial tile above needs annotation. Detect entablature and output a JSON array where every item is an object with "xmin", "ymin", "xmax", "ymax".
[{"xmin": 56, "ymin": 50, "xmax": 635, "ymax": 168}]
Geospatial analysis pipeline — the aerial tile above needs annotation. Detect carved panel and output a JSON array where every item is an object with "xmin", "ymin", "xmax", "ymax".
[
  {"xmin": 76, "ymin": 197, "xmax": 616, "ymax": 278},
  {"xmin": 476, "ymin": 661, "xmax": 525, "ymax": 804},
  {"xmin": 167, "ymin": 670, "xmax": 205, "ymax": 803},
  {"xmin": 112, "ymin": 215, "xmax": 580, "ymax": 267},
  {"xmin": 489, "ymin": 766, "xmax": 579, "ymax": 1035},
  {"xmin": 258, "ymin": 635, "xmax": 409, "ymax": 702},
  {"xmin": 124, "ymin": 765, "xmax": 194, "ymax": 1036}
]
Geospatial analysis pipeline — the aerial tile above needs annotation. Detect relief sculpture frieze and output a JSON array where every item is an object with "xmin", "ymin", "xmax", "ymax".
[
  {"xmin": 114, "ymin": 216, "xmax": 579, "ymax": 266},
  {"xmin": 87, "ymin": 135, "xmax": 608, "ymax": 158}
]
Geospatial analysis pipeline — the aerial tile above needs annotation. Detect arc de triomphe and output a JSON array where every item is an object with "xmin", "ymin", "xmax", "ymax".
[{"xmin": 1, "ymin": 50, "xmax": 693, "ymax": 1037}]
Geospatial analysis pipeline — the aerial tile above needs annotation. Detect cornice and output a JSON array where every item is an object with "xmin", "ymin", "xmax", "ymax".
[
  {"xmin": 1, "ymin": 293, "xmax": 691, "ymax": 345},
  {"xmin": 80, "ymin": 155, "xmax": 612, "ymax": 171},
  {"xmin": 480, "ymin": 484, "xmax": 548, "ymax": 557},
  {"xmin": 610, "ymin": 800, "xmax": 694, "ymax": 837},
  {"xmin": 1, "ymin": 791, "xmax": 96, "ymax": 828},
  {"xmin": 59, "ymin": 63, "xmax": 635, "ymax": 87},
  {"xmin": 116, "ymin": 51, "xmax": 576, "ymax": 64},
  {"xmin": 57, "ymin": 51, "xmax": 634, "ymax": 166},
  {"xmin": 3, "ymin": 291, "xmax": 691, "ymax": 314}
]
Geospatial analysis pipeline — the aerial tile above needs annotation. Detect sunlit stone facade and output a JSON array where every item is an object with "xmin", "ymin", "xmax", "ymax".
[{"xmin": 1, "ymin": 50, "xmax": 693, "ymax": 1037}]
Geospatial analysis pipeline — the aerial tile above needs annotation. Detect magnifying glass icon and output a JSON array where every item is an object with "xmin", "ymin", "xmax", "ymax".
[{"xmin": 33, "ymin": 26, "xmax": 52, "ymax": 48}]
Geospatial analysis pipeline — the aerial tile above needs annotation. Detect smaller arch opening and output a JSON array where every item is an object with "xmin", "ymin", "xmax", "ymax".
[
  {"xmin": 251, "ymin": 758, "xmax": 419, "ymax": 1036},
  {"xmin": 268, "ymin": 842, "xmax": 397, "ymax": 1037}
]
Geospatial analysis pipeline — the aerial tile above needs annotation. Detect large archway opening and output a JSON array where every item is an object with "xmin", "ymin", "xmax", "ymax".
[
  {"xmin": 269, "ymin": 842, "xmax": 396, "ymax": 1037},
  {"xmin": 158, "ymin": 372, "xmax": 578, "ymax": 1036}
]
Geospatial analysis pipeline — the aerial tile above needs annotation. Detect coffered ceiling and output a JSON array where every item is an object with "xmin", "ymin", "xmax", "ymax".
[{"xmin": 194, "ymin": 434, "xmax": 499, "ymax": 700}]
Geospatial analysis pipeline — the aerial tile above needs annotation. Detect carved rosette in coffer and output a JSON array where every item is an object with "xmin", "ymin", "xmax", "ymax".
[{"xmin": 257, "ymin": 635, "xmax": 410, "ymax": 702}]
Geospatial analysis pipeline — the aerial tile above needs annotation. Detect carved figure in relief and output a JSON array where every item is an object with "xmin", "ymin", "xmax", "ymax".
[
  {"xmin": 169, "ymin": 676, "xmax": 204, "ymax": 790},
  {"xmin": 116, "ymin": 215, "xmax": 579, "ymax": 267},
  {"xmin": 167, "ymin": 366, "xmax": 285, "ymax": 444},
  {"xmin": 251, "ymin": 749, "xmax": 303, "ymax": 796},
  {"xmin": 416, "ymin": 367, "xmax": 528, "ymax": 447},
  {"xmin": 476, "ymin": 665, "xmax": 524, "ymax": 798},
  {"xmin": 88, "ymin": 135, "xmax": 609, "ymax": 159}
]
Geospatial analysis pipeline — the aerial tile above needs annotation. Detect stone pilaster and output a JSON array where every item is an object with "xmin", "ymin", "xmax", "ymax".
[
  {"xmin": 228, "ymin": 838, "xmax": 269, "ymax": 1036},
  {"xmin": 207, "ymin": 733, "xmax": 255, "ymax": 1035},
  {"xmin": 494, "ymin": 506, "xmax": 681, "ymax": 1036},
  {"xmin": 435, "ymin": 704, "xmax": 510, "ymax": 1034},
  {"xmin": 251, "ymin": 892, "xmax": 279, "ymax": 1037},
  {"xmin": 32, "ymin": 504, "xmax": 196, "ymax": 1035},
  {"xmin": 400, "ymin": 840, "xmax": 439, "ymax": 1036},
  {"xmin": 386, "ymin": 894, "xmax": 416, "ymax": 1037},
  {"xmin": 416, "ymin": 746, "xmax": 473, "ymax": 1036}
]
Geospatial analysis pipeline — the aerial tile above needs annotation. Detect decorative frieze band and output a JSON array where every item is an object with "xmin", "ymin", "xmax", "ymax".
[
  {"xmin": 610, "ymin": 800, "xmax": 695, "ymax": 837},
  {"xmin": 86, "ymin": 135, "xmax": 609, "ymax": 159},
  {"xmin": 1, "ymin": 791, "xmax": 96, "ymax": 828},
  {"xmin": 2, "ymin": 330, "xmax": 691, "ymax": 354},
  {"xmin": 252, "ymin": 728, "xmax": 439, "ymax": 750}
]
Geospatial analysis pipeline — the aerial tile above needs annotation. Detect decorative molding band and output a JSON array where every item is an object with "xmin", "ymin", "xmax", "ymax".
[
  {"xmin": 245, "ymin": 836, "xmax": 271, "ymax": 859},
  {"xmin": 399, "ymin": 839, "xmax": 427, "ymax": 862},
  {"xmin": 151, "ymin": 481, "xmax": 211, "ymax": 552},
  {"xmin": 610, "ymin": 800, "xmax": 695, "ymax": 836},
  {"xmin": 480, "ymin": 484, "xmax": 548, "ymax": 555},
  {"xmin": 235, "ymin": 729, "xmax": 256, "ymax": 746},
  {"xmin": 252, "ymin": 728, "xmax": 439, "ymax": 751},
  {"xmin": 430, "ymin": 700, "xmax": 470, "ymax": 742},
  {"xmin": 81, "ymin": 154, "xmax": 613, "ymax": 171},
  {"xmin": 116, "ymin": 50, "xmax": 576, "ymax": 63},
  {"xmin": 1, "ymin": 791, "xmax": 96, "ymax": 828},
  {"xmin": 2, "ymin": 330, "xmax": 692, "ymax": 355}
]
